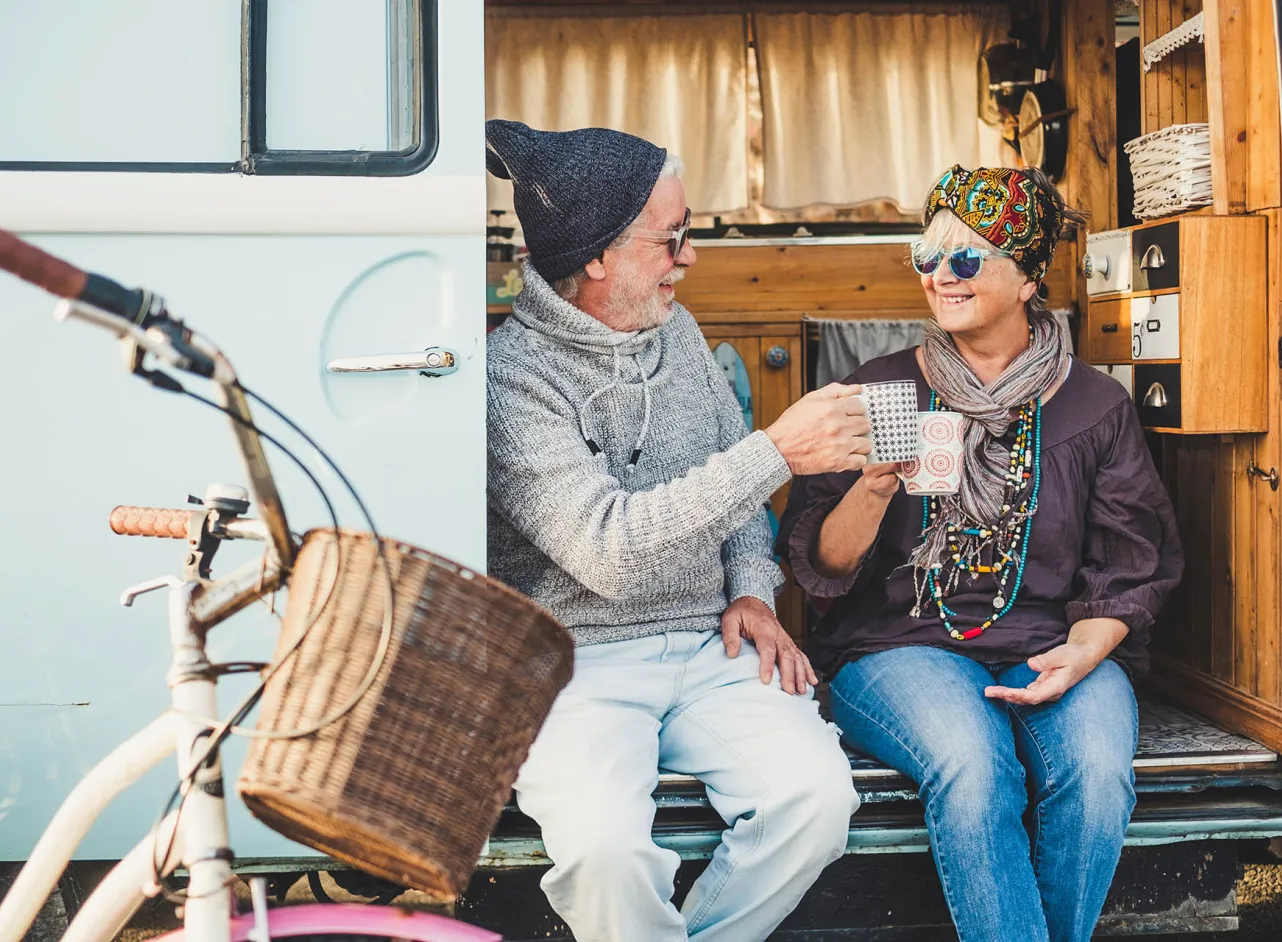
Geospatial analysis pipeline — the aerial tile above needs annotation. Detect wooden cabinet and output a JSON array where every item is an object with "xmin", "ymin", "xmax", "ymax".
[
  {"xmin": 702, "ymin": 324, "xmax": 807, "ymax": 641},
  {"xmin": 1082, "ymin": 215, "xmax": 1268, "ymax": 433}
]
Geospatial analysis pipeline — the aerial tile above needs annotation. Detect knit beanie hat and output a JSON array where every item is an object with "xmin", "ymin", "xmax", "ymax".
[{"xmin": 485, "ymin": 119, "xmax": 668, "ymax": 282}]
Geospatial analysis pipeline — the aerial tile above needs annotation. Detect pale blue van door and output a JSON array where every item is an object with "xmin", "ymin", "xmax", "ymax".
[{"xmin": 0, "ymin": 0, "xmax": 485, "ymax": 861}]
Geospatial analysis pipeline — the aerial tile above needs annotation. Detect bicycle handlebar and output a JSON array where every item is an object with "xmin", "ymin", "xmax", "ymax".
[
  {"xmin": 0, "ymin": 230, "xmax": 87, "ymax": 299},
  {"xmin": 110, "ymin": 506, "xmax": 272, "ymax": 544},
  {"xmin": 109, "ymin": 506, "xmax": 195, "ymax": 540},
  {"xmin": 0, "ymin": 229, "xmax": 160, "ymax": 329}
]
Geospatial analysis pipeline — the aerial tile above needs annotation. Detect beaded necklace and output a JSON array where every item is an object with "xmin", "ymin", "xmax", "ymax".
[{"xmin": 915, "ymin": 390, "xmax": 1043, "ymax": 641}]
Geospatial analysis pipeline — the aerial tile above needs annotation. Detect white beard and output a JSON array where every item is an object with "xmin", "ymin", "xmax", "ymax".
[{"xmin": 602, "ymin": 265, "xmax": 686, "ymax": 331}]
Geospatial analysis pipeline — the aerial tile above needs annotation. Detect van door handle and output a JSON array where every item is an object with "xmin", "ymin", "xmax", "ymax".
[{"xmin": 326, "ymin": 346, "xmax": 459, "ymax": 376}]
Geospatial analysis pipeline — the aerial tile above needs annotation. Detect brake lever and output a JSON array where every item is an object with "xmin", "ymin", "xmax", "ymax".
[
  {"xmin": 57, "ymin": 297, "xmax": 222, "ymax": 382},
  {"xmin": 145, "ymin": 317, "xmax": 218, "ymax": 379}
]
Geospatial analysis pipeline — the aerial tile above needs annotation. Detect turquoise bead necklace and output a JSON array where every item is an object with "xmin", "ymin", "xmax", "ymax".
[{"xmin": 917, "ymin": 389, "xmax": 1043, "ymax": 641}]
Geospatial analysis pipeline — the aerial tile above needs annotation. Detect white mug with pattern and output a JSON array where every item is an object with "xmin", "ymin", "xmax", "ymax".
[
  {"xmin": 855, "ymin": 380, "xmax": 920, "ymax": 465},
  {"xmin": 898, "ymin": 411, "xmax": 964, "ymax": 496}
]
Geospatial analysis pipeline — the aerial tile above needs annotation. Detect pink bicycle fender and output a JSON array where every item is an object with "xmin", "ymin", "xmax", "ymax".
[{"xmin": 151, "ymin": 902, "xmax": 502, "ymax": 941}]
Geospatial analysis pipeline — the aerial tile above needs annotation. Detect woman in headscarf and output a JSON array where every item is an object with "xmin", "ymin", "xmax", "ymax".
[{"xmin": 778, "ymin": 166, "xmax": 1183, "ymax": 942}]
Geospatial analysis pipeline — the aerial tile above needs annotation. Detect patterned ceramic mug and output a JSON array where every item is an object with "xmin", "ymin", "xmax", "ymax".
[
  {"xmin": 898, "ymin": 411, "xmax": 964, "ymax": 496},
  {"xmin": 856, "ymin": 380, "xmax": 920, "ymax": 465}
]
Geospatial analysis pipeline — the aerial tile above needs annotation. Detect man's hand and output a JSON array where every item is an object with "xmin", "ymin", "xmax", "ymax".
[
  {"xmin": 721, "ymin": 596, "xmax": 818, "ymax": 695},
  {"xmin": 765, "ymin": 383, "xmax": 872, "ymax": 476}
]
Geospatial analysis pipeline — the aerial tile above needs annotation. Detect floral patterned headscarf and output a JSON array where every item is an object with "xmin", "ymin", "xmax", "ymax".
[{"xmin": 923, "ymin": 165, "xmax": 1064, "ymax": 283}]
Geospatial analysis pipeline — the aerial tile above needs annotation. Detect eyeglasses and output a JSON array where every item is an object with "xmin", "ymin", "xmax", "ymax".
[
  {"xmin": 910, "ymin": 242, "xmax": 1011, "ymax": 281},
  {"xmin": 628, "ymin": 208, "xmax": 692, "ymax": 259}
]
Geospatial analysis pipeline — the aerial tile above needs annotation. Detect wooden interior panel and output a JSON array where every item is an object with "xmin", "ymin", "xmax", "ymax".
[
  {"xmin": 679, "ymin": 243, "xmax": 927, "ymax": 315},
  {"xmin": 677, "ymin": 242, "xmax": 1075, "ymax": 319},
  {"xmin": 1182, "ymin": 0, "xmax": 1208, "ymax": 122},
  {"xmin": 1062, "ymin": 0, "xmax": 1117, "ymax": 338},
  {"xmin": 1178, "ymin": 215, "xmax": 1268, "ymax": 432},
  {"xmin": 1204, "ymin": 0, "xmax": 1281, "ymax": 213},
  {"xmin": 1142, "ymin": 0, "xmax": 1162, "ymax": 134},
  {"xmin": 1140, "ymin": 0, "xmax": 1209, "ymax": 135},
  {"xmin": 1208, "ymin": 441, "xmax": 1233, "ymax": 679},
  {"xmin": 1063, "ymin": 0, "xmax": 1118, "ymax": 232},
  {"xmin": 1245, "ymin": 0, "xmax": 1282, "ymax": 211},
  {"xmin": 1233, "ymin": 434, "xmax": 1259, "ymax": 694},
  {"xmin": 1255, "ymin": 209, "xmax": 1282, "ymax": 705},
  {"xmin": 1156, "ymin": 0, "xmax": 1174, "ymax": 127}
]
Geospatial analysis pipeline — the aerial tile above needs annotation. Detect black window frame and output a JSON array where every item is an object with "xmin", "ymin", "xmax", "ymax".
[{"xmin": 0, "ymin": 0, "xmax": 438, "ymax": 176}]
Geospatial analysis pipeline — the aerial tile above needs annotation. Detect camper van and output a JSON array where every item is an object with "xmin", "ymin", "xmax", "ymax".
[{"xmin": 3, "ymin": 0, "xmax": 1282, "ymax": 938}]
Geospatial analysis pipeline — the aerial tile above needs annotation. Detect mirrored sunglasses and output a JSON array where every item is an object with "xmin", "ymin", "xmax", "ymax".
[{"xmin": 911, "ymin": 243, "xmax": 1010, "ymax": 281}]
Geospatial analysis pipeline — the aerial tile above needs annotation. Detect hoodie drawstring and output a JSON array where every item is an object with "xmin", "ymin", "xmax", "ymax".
[
  {"xmin": 633, "ymin": 369, "xmax": 652, "ymax": 471},
  {"xmin": 578, "ymin": 348, "xmax": 622, "ymax": 455},
  {"xmin": 579, "ymin": 348, "xmax": 652, "ymax": 474}
]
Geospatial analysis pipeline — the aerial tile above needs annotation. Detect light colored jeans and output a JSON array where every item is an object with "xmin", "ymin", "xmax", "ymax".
[{"xmin": 513, "ymin": 629, "xmax": 858, "ymax": 942}]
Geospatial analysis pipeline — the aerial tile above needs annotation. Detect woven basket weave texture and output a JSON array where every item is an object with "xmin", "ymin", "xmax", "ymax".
[{"xmin": 238, "ymin": 529, "xmax": 573, "ymax": 899}]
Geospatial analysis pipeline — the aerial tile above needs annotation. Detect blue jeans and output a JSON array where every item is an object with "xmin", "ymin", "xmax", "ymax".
[{"xmin": 829, "ymin": 646, "xmax": 1138, "ymax": 942}]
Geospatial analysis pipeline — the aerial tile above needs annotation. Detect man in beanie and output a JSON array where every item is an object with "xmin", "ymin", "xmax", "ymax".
[{"xmin": 486, "ymin": 119, "xmax": 870, "ymax": 941}]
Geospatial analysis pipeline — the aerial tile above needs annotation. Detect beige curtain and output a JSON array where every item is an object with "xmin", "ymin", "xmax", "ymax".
[
  {"xmin": 485, "ymin": 13, "xmax": 750, "ymax": 217},
  {"xmin": 755, "ymin": 10, "xmax": 1004, "ymax": 212}
]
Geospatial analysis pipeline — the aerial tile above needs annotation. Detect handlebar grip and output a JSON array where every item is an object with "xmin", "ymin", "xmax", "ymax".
[
  {"xmin": 109, "ymin": 506, "xmax": 195, "ymax": 540},
  {"xmin": 0, "ymin": 229, "xmax": 88, "ymax": 299}
]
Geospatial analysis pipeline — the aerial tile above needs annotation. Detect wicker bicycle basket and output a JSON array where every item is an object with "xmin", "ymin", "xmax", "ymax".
[{"xmin": 238, "ymin": 529, "xmax": 573, "ymax": 900}]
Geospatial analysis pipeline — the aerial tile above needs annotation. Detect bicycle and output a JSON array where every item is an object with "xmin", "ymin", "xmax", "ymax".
[{"xmin": 0, "ymin": 230, "xmax": 550, "ymax": 942}]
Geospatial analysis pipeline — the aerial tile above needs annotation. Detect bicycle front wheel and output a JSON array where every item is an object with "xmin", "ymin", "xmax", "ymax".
[{"xmin": 151, "ymin": 903, "xmax": 502, "ymax": 942}]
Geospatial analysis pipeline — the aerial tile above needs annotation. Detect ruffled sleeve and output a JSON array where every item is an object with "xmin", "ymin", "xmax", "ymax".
[
  {"xmin": 1063, "ymin": 400, "xmax": 1183, "ymax": 645},
  {"xmin": 776, "ymin": 469, "xmax": 881, "ymax": 600}
]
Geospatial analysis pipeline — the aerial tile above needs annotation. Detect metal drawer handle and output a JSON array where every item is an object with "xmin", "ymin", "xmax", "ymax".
[
  {"xmin": 326, "ymin": 346, "xmax": 459, "ymax": 377},
  {"xmin": 1140, "ymin": 244, "xmax": 1166, "ymax": 270},
  {"xmin": 1142, "ymin": 382, "xmax": 1168, "ymax": 408},
  {"xmin": 1100, "ymin": 323, "xmax": 1119, "ymax": 333}
]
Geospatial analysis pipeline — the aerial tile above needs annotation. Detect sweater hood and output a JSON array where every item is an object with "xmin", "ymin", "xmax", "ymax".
[{"xmin": 510, "ymin": 259, "xmax": 660, "ymax": 357}]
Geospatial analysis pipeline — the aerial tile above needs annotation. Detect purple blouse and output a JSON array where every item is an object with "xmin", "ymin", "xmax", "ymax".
[{"xmin": 777, "ymin": 349, "xmax": 1183, "ymax": 678}]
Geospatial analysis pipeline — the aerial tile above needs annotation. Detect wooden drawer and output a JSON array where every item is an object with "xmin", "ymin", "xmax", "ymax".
[{"xmin": 1085, "ymin": 298, "xmax": 1132, "ymax": 364}]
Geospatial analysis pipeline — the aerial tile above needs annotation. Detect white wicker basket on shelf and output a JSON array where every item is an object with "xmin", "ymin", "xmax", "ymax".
[{"xmin": 1122, "ymin": 123, "xmax": 1213, "ymax": 219}]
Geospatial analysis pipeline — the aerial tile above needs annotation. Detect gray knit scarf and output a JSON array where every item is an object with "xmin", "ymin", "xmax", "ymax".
[{"xmin": 910, "ymin": 312, "xmax": 1069, "ymax": 575}]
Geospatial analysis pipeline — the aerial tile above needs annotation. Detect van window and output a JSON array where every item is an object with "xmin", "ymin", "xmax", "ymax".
[
  {"xmin": 0, "ymin": 1, "xmax": 241, "ymax": 167},
  {"xmin": 0, "ymin": 0, "xmax": 436, "ymax": 175}
]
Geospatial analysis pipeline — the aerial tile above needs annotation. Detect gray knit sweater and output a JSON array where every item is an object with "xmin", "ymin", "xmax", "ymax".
[{"xmin": 487, "ymin": 262, "xmax": 792, "ymax": 645}]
